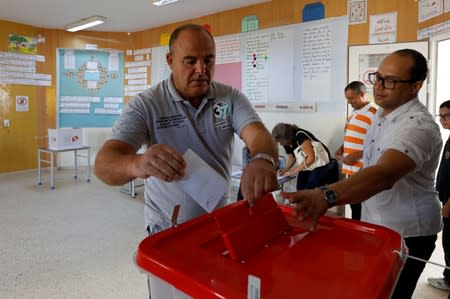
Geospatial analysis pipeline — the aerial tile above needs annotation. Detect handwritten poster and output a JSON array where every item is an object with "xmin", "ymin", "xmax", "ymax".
[
  {"xmin": 418, "ymin": 0, "xmax": 443, "ymax": 22},
  {"xmin": 242, "ymin": 29, "xmax": 294, "ymax": 103},
  {"xmin": 369, "ymin": 12, "xmax": 397, "ymax": 44},
  {"xmin": 296, "ymin": 16, "xmax": 347, "ymax": 106}
]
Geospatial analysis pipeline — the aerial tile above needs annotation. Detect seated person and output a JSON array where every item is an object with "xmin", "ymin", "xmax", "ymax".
[{"xmin": 272, "ymin": 123, "xmax": 338, "ymax": 190}]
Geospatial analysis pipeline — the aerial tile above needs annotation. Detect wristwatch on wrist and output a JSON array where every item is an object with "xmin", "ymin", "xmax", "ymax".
[
  {"xmin": 249, "ymin": 153, "xmax": 276, "ymax": 169},
  {"xmin": 318, "ymin": 185, "xmax": 337, "ymax": 208}
]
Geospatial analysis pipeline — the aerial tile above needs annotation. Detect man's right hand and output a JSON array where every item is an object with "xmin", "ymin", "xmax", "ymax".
[
  {"xmin": 134, "ymin": 144, "xmax": 186, "ymax": 182},
  {"xmin": 334, "ymin": 145, "xmax": 343, "ymax": 160}
]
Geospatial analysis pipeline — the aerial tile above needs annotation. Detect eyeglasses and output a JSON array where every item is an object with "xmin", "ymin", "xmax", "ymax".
[
  {"xmin": 368, "ymin": 72, "xmax": 416, "ymax": 90},
  {"xmin": 436, "ymin": 113, "xmax": 450, "ymax": 121}
]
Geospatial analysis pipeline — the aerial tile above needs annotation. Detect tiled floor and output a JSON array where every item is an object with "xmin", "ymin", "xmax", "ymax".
[{"xmin": 0, "ymin": 168, "xmax": 448, "ymax": 298}]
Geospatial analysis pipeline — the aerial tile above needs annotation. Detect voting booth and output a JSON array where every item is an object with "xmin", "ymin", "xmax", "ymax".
[{"xmin": 135, "ymin": 194, "xmax": 405, "ymax": 299}]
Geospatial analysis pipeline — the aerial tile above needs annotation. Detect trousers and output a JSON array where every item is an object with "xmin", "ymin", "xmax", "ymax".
[{"xmin": 391, "ymin": 234, "xmax": 437, "ymax": 299}]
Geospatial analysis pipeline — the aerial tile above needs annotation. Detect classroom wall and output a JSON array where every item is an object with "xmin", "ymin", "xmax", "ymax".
[
  {"xmin": 0, "ymin": 22, "xmax": 132, "ymax": 172},
  {"xmin": 0, "ymin": 0, "xmax": 449, "ymax": 172}
]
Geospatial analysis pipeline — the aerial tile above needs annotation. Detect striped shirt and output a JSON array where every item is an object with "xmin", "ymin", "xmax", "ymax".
[{"xmin": 342, "ymin": 103, "xmax": 377, "ymax": 176}]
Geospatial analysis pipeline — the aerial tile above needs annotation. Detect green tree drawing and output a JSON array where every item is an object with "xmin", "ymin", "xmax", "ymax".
[{"xmin": 9, "ymin": 35, "xmax": 27, "ymax": 49}]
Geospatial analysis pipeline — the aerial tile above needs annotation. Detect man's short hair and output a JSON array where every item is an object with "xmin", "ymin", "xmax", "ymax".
[
  {"xmin": 345, "ymin": 81, "xmax": 366, "ymax": 93},
  {"xmin": 440, "ymin": 100, "xmax": 450, "ymax": 109},
  {"xmin": 168, "ymin": 24, "xmax": 214, "ymax": 54},
  {"xmin": 393, "ymin": 49, "xmax": 428, "ymax": 82}
]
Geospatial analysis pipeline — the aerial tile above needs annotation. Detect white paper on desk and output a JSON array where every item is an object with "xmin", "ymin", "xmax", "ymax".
[{"xmin": 177, "ymin": 149, "xmax": 228, "ymax": 213}]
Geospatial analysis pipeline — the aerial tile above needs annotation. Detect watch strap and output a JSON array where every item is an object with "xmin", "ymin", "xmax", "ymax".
[{"xmin": 249, "ymin": 153, "xmax": 276, "ymax": 168}]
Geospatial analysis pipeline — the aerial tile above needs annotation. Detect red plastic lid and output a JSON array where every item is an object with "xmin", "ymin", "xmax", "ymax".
[{"xmin": 135, "ymin": 196, "xmax": 404, "ymax": 299}]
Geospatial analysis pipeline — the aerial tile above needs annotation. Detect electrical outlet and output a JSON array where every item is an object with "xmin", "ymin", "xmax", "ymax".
[{"xmin": 3, "ymin": 119, "xmax": 10, "ymax": 127}]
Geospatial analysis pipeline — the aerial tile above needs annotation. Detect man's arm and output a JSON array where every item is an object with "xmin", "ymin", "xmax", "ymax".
[
  {"xmin": 282, "ymin": 149, "xmax": 416, "ymax": 230},
  {"xmin": 239, "ymin": 121, "xmax": 278, "ymax": 204},
  {"xmin": 94, "ymin": 140, "xmax": 186, "ymax": 186}
]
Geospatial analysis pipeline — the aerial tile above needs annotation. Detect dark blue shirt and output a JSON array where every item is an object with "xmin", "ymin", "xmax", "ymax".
[{"xmin": 437, "ymin": 137, "xmax": 450, "ymax": 204}]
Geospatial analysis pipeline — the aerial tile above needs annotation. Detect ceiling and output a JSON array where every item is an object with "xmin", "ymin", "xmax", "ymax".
[{"xmin": 0, "ymin": 0, "xmax": 270, "ymax": 33}]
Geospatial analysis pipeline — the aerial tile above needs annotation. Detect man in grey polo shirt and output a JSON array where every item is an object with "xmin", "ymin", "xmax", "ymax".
[
  {"xmin": 94, "ymin": 24, "xmax": 278, "ymax": 235},
  {"xmin": 282, "ymin": 49, "xmax": 442, "ymax": 299}
]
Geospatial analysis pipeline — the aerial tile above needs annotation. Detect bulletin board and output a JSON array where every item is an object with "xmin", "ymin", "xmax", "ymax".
[
  {"xmin": 57, "ymin": 49, "xmax": 125, "ymax": 128},
  {"xmin": 150, "ymin": 16, "xmax": 348, "ymax": 113}
]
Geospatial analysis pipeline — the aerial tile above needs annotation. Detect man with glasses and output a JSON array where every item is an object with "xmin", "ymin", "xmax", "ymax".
[{"xmin": 281, "ymin": 49, "xmax": 442, "ymax": 299}]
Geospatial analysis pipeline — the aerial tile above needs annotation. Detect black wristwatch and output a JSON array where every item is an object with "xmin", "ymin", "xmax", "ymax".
[{"xmin": 318, "ymin": 185, "xmax": 337, "ymax": 208}]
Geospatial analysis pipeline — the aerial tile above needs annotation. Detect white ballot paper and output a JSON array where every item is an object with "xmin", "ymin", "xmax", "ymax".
[{"xmin": 177, "ymin": 149, "xmax": 228, "ymax": 213}]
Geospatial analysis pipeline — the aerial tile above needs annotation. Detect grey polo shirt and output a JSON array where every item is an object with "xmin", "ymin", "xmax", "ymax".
[
  {"xmin": 362, "ymin": 98, "xmax": 442, "ymax": 238},
  {"xmin": 111, "ymin": 76, "xmax": 261, "ymax": 229}
]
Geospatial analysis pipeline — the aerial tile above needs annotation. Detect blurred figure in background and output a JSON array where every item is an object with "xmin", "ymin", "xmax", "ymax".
[
  {"xmin": 335, "ymin": 81, "xmax": 377, "ymax": 220},
  {"xmin": 272, "ymin": 123, "xmax": 338, "ymax": 191},
  {"xmin": 428, "ymin": 100, "xmax": 450, "ymax": 293}
]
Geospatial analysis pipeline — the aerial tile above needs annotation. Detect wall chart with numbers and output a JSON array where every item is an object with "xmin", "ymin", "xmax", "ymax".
[{"xmin": 57, "ymin": 48, "xmax": 125, "ymax": 128}]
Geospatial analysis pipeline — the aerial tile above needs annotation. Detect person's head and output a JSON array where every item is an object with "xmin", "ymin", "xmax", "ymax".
[
  {"xmin": 166, "ymin": 24, "xmax": 216, "ymax": 104},
  {"xmin": 370, "ymin": 49, "xmax": 427, "ymax": 115},
  {"xmin": 438, "ymin": 100, "xmax": 450, "ymax": 130},
  {"xmin": 344, "ymin": 81, "xmax": 368, "ymax": 109},
  {"xmin": 272, "ymin": 123, "xmax": 298, "ymax": 147}
]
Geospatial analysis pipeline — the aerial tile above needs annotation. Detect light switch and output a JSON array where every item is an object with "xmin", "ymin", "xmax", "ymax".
[{"xmin": 3, "ymin": 119, "xmax": 10, "ymax": 127}]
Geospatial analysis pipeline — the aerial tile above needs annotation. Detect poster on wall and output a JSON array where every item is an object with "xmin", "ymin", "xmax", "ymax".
[
  {"xmin": 242, "ymin": 27, "xmax": 295, "ymax": 105},
  {"xmin": 16, "ymin": 95, "xmax": 29, "ymax": 112},
  {"xmin": 214, "ymin": 34, "xmax": 242, "ymax": 90},
  {"xmin": 8, "ymin": 34, "xmax": 37, "ymax": 54},
  {"xmin": 57, "ymin": 49, "xmax": 125, "ymax": 128},
  {"xmin": 348, "ymin": 0, "xmax": 367, "ymax": 25},
  {"xmin": 418, "ymin": 0, "xmax": 443, "ymax": 22},
  {"xmin": 369, "ymin": 12, "xmax": 397, "ymax": 44}
]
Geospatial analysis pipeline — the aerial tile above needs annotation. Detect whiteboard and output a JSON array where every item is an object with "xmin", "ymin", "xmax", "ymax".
[
  {"xmin": 150, "ymin": 16, "xmax": 348, "ymax": 113},
  {"xmin": 348, "ymin": 41, "xmax": 429, "ymax": 105}
]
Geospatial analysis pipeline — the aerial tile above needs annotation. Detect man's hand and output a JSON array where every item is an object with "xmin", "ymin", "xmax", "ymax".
[
  {"xmin": 335, "ymin": 145, "xmax": 343, "ymax": 160},
  {"xmin": 240, "ymin": 159, "xmax": 277, "ymax": 206},
  {"xmin": 281, "ymin": 189, "xmax": 329, "ymax": 231},
  {"xmin": 342, "ymin": 151, "xmax": 363, "ymax": 165},
  {"xmin": 133, "ymin": 144, "xmax": 186, "ymax": 182},
  {"xmin": 443, "ymin": 199, "xmax": 450, "ymax": 218}
]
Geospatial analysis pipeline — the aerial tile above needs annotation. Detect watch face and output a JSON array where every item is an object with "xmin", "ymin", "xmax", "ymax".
[
  {"xmin": 320, "ymin": 186, "xmax": 336, "ymax": 205},
  {"xmin": 325, "ymin": 189, "xmax": 337, "ymax": 203}
]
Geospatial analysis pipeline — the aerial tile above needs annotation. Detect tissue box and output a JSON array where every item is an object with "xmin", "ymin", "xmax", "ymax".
[{"xmin": 48, "ymin": 128, "xmax": 83, "ymax": 149}]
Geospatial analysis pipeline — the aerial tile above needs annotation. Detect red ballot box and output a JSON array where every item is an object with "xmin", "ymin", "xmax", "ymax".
[{"xmin": 135, "ymin": 194, "xmax": 405, "ymax": 299}]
